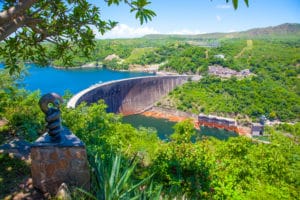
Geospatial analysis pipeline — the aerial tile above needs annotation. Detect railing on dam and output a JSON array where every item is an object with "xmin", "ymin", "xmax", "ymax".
[{"xmin": 67, "ymin": 75, "xmax": 196, "ymax": 115}]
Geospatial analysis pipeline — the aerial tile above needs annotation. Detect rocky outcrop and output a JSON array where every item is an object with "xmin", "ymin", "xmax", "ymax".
[
  {"xmin": 104, "ymin": 54, "xmax": 120, "ymax": 61},
  {"xmin": 208, "ymin": 65, "xmax": 252, "ymax": 78}
]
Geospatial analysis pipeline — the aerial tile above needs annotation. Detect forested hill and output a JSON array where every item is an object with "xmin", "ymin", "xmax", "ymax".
[{"xmin": 144, "ymin": 23, "xmax": 300, "ymax": 39}]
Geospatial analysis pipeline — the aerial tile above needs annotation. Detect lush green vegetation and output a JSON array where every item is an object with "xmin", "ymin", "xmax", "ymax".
[
  {"xmin": 156, "ymin": 38, "xmax": 300, "ymax": 122},
  {"xmin": 165, "ymin": 76, "xmax": 299, "ymax": 121},
  {"xmin": 0, "ymin": 69, "xmax": 299, "ymax": 199},
  {"xmin": 39, "ymin": 24, "xmax": 300, "ymax": 76},
  {"xmin": 1, "ymin": 24, "xmax": 300, "ymax": 199},
  {"xmin": 0, "ymin": 70, "xmax": 44, "ymax": 141},
  {"xmin": 49, "ymin": 38, "xmax": 174, "ymax": 68}
]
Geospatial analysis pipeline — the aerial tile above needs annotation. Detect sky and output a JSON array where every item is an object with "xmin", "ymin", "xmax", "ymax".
[{"xmin": 91, "ymin": 0, "xmax": 300, "ymax": 38}]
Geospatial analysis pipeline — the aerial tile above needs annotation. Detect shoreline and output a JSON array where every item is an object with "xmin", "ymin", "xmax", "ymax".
[
  {"xmin": 139, "ymin": 106, "xmax": 198, "ymax": 122},
  {"xmin": 53, "ymin": 62, "xmax": 102, "ymax": 70},
  {"xmin": 139, "ymin": 106, "xmax": 252, "ymax": 136},
  {"xmin": 52, "ymin": 61, "xmax": 180, "ymax": 75}
]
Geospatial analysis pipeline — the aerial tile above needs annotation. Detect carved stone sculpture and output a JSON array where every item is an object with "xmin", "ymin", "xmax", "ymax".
[
  {"xmin": 32, "ymin": 92, "xmax": 90, "ymax": 195},
  {"xmin": 39, "ymin": 93, "xmax": 63, "ymax": 142}
]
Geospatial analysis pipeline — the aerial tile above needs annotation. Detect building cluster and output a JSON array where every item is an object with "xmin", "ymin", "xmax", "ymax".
[
  {"xmin": 208, "ymin": 65, "xmax": 252, "ymax": 78},
  {"xmin": 251, "ymin": 123, "xmax": 264, "ymax": 136}
]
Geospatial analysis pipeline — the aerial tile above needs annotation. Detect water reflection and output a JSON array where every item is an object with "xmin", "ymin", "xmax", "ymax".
[{"xmin": 123, "ymin": 114, "xmax": 238, "ymax": 141}]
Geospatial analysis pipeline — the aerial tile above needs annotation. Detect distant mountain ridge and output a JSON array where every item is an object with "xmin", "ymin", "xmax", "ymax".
[{"xmin": 143, "ymin": 23, "xmax": 300, "ymax": 39}]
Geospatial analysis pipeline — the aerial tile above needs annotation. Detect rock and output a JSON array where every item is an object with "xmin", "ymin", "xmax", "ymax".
[
  {"xmin": 104, "ymin": 54, "xmax": 120, "ymax": 61},
  {"xmin": 56, "ymin": 183, "xmax": 71, "ymax": 200}
]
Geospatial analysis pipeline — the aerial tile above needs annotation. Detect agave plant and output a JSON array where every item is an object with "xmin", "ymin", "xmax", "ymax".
[{"xmin": 74, "ymin": 152, "xmax": 161, "ymax": 200}]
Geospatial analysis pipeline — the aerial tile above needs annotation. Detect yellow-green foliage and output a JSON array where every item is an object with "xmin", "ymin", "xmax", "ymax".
[{"xmin": 125, "ymin": 47, "xmax": 156, "ymax": 64}]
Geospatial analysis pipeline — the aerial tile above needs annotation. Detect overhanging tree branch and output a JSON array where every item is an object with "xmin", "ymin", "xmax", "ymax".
[
  {"xmin": 0, "ymin": 16, "xmax": 26, "ymax": 41},
  {"xmin": 0, "ymin": 0, "xmax": 37, "ymax": 25}
]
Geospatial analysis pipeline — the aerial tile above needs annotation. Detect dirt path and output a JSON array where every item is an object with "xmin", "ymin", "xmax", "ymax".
[
  {"xmin": 234, "ymin": 39, "xmax": 253, "ymax": 58},
  {"xmin": 205, "ymin": 50, "xmax": 209, "ymax": 59}
]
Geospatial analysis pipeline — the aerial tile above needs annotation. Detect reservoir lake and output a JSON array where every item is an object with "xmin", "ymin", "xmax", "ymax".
[{"xmin": 1, "ymin": 63, "xmax": 237, "ymax": 140}]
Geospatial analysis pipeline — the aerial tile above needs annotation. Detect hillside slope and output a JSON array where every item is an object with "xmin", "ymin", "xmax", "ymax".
[{"xmin": 144, "ymin": 23, "xmax": 300, "ymax": 39}]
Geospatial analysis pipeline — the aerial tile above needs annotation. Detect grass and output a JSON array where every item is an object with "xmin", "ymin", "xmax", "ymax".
[
  {"xmin": 234, "ymin": 39, "xmax": 253, "ymax": 58},
  {"xmin": 125, "ymin": 47, "xmax": 155, "ymax": 63}
]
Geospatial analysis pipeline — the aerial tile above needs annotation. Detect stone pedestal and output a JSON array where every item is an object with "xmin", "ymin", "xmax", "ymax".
[{"xmin": 31, "ymin": 128, "xmax": 90, "ymax": 195}]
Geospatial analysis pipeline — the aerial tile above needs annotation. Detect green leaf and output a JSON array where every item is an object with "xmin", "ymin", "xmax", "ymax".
[
  {"xmin": 107, "ymin": 0, "xmax": 121, "ymax": 6},
  {"xmin": 233, "ymin": 0, "xmax": 238, "ymax": 9}
]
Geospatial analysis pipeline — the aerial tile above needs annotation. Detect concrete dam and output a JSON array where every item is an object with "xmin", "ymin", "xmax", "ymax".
[{"xmin": 68, "ymin": 76, "xmax": 194, "ymax": 115}]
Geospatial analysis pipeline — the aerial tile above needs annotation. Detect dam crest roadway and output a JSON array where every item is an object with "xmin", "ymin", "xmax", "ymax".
[{"xmin": 67, "ymin": 75, "xmax": 201, "ymax": 115}]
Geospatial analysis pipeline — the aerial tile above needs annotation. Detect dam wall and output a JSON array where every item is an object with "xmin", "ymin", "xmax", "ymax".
[{"xmin": 67, "ymin": 76, "xmax": 191, "ymax": 115}]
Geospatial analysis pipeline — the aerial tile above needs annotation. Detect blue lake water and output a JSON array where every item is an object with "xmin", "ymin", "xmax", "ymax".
[{"xmin": 0, "ymin": 63, "xmax": 153, "ymax": 95}]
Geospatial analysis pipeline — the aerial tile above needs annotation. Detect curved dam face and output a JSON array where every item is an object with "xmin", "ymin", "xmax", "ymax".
[{"xmin": 68, "ymin": 76, "xmax": 191, "ymax": 115}]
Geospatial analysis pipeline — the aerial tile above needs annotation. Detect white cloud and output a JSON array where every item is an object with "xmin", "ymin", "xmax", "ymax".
[
  {"xmin": 94, "ymin": 24, "xmax": 159, "ymax": 39},
  {"xmin": 216, "ymin": 4, "xmax": 232, "ymax": 9},
  {"xmin": 92, "ymin": 24, "xmax": 207, "ymax": 38},
  {"xmin": 216, "ymin": 15, "xmax": 222, "ymax": 22}
]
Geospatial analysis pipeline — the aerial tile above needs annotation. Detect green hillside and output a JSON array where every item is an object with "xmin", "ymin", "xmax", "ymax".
[{"xmin": 144, "ymin": 23, "xmax": 300, "ymax": 39}]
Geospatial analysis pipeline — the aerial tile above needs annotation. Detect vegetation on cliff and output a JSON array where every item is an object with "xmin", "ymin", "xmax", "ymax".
[{"xmin": 162, "ymin": 76, "xmax": 299, "ymax": 122}]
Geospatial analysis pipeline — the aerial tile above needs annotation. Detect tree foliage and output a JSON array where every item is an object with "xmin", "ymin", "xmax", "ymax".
[
  {"xmin": 0, "ymin": 69, "xmax": 44, "ymax": 141},
  {"xmin": 0, "ymin": 0, "xmax": 156, "ymax": 74},
  {"xmin": 166, "ymin": 76, "xmax": 300, "ymax": 121}
]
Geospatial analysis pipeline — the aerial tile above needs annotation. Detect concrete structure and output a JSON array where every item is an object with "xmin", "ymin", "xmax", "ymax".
[
  {"xmin": 214, "ymin": 54, "xmax": 225, "ymax": 59},
  {"xmin": 31, "ymin": 128, "xmax": 90, "ymax": 195},
  {"xmin": 68, "ymin": 76, "xmax": 191, "ymax": 115},
  {"xmin": 198, "ymin": 113, "xmax": 239, "ymax": 133},
  {"xmin": 251, "ymin": 123, "xmax": 264, "ymax": 136}
]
